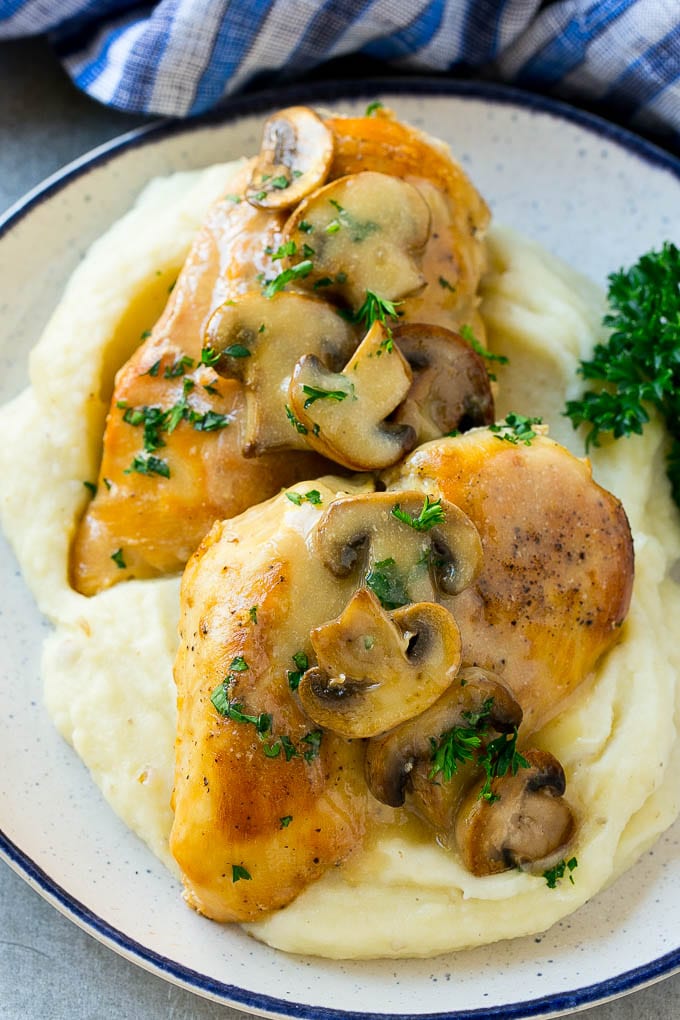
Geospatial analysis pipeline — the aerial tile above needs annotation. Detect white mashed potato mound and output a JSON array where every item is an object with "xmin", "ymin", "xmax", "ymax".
[{"xmin": 0, "ymin": 165, "xmax": 679, "ymax": 959}]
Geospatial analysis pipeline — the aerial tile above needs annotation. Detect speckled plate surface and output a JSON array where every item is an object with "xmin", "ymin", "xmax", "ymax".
[{"xmin": 0, "ymin": 81, "xmax": 679, "ymax": 1019}]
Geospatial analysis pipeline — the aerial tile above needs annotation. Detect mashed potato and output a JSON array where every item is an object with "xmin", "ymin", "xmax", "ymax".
[{"xmin": 1, "ymin": 165, "xmax": 679, "ymax": 958}]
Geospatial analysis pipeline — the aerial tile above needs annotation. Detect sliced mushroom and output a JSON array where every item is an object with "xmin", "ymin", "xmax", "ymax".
[
  {"xmin": 391, "ymin": 323, "xmax": 495, "ymax": 443},
  {"xmin": 288, "ymin": 320, "xmax": 415, "ymax": 470},
  {"xmin": 313, "ymin": 489, "xmax": 483, "ymax": 602},
  {"xmin": 281, "ymin": 171, "xmax": 431, "ymax": 306},
  {"xmin": 365, "ymin": 667, "xmax": 522, "ymax": 810},
  {"xmin": 297, "ymin": 587, "xmax": 462, "ymax": 738},
  {"xmin": 454, "ymin": 748, "xmax": 575, "ymax": 876},
  {"xmin": 246, "ymin": 106, "xmax": 334, "ymax": 210},
  {"xmin": 203, "ymin": 291, "xmax": 357, "ymax": 455}
]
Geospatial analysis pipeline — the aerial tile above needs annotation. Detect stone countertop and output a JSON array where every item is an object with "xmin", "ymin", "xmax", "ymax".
[{"xmin": 1, "ymin": 34, "xmax": 678, "ymax": 1020}]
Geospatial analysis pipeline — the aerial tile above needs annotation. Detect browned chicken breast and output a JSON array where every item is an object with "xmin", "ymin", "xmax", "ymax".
[
  {"xmin": 171, "ymin": 430, "xmax": 634, "ymax": 919},
  {"xmin": 71, "ymin": 107, "xmax": 490, "ymax": 595}
]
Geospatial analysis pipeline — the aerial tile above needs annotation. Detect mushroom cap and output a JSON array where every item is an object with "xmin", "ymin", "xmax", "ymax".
[
  {"xmin": 204, "ymin": 290, "xmax": 357, "ymax": 455},
  {"xmin": 297, "ymin": 587, "xmax": 463, "ymax": 738},
  {"xmin": 365, "ymin": 667, "xmax": 522, "ymax": 808},
  {"xmin": 281, "ymin": 171, "xmax": 431, "ymax": 306},
  {"xmin": 288, "ymin": 321, "xmax": 416, "ymax": 471},
  {"xmin": 313, "ymin": 488, "xmax": 483, "ymax": 602},
  {"xmin": 454, "ymin": 748, "xmax": 576, "ymax": 876},
  {"xmin": 246, "ymin": 106, "xmax": 334, "ymax": 210},
  {"xmin": 391, "ymin": 323, "xmax": 495, "ymax": 443}
]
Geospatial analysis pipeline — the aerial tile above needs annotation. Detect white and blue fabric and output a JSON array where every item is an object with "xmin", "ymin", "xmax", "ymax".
[{"xmin": 1, "ymin": 0, "xmax": 678, "ymax": 150}]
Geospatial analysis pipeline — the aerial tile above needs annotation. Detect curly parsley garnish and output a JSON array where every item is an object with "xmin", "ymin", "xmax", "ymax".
[
  {"xmin": 565, "ymin": 242, "xmax": 680, "ymax": 507},
  {"xmin": 391, "ymin": 495, "xmax": 445, "ymax": 532},
  {"xmin": 477, "ymin": 728, "xmax": 530, "ymax": 802},
  {"xmin": 429, "ymin": 698, "xmax": 494, "ymax": 782}
]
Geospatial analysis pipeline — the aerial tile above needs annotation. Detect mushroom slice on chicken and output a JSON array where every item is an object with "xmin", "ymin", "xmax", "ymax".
[
  {"xmin": 365, "ymin": 666, "xmax": 522, "ymax": 810},
  {"xmin": 204, "ymin": 291, "xmax": 357, "ymax": 455},
  {"xmin": 297, "ymin": 587, "xmax": 462, "ymax": 738},
  {"xmin": 391, "ymin": 323, "xmax": 495, "ymax": 443},
  {"xmin": 313, "ymin": 488, "xmax": 483, "ymax": 603},
  {"xmin": 384, "ymin": 428, "xmax": 635, "ymax": 733},
  {"xmin": 454, "ymin": 749, "xmax": 575, "ymax": 876},
  {"xmin": 282, "ymin": 171, "xmax": 431, "ymax": 307},
  {"xmin": 246, "ymin": 106, "xmax": 334, "ymax": 210},
  {"xmin": 288, "ymin": 321, "xmax": 415, "ymax": 470}
]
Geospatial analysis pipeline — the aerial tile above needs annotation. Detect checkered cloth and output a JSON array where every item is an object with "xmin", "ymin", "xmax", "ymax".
[{"xmin": 1, "ymin": 0, "xmax": 678, "ymax": 150}]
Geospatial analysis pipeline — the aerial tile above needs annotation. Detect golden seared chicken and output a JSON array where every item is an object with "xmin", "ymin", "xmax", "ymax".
[
  {"xmin": 386, "ymin": 427, "xmax": 634, "ymax": 734},
  {"xmin": 171, "ymin": 479, "xmax": 373, "ymax": 921},
  {"xmin": 71, "ymin": 105, "xmax": 490, "ymax": 595},
  {"xmin": 172, "ymin": 429, "xmax": 634, "ymax": 918}
]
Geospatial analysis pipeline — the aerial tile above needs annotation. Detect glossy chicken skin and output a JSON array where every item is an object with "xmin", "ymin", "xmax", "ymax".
[
  {"xmin": 171, "ymin": 484, "xmax": 370, "ymax": 921},
  {"xmin": 72, "ymin": 111, "xmax": 490, "ymax": 595},
  {"xmin": 387, "ymin": 430, "xmax": 635, "ymax": 734},
  {"xmin": 327, "ymin": 112, "xmax": 490, "ymax": 335}
]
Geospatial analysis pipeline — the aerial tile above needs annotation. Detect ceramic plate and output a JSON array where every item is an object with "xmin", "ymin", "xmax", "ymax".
[{"xmin": 1, "ymin": 80, "xmax": 679, "ymax": 1019}]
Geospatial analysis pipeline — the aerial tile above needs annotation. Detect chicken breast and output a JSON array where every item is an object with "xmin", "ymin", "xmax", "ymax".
[
  {"xmin": 172, "ymin": 430, "xmax": 633, "ymax": 921},
  {"xmin": 170, "ymin": 478, "xmax": 372, "ymax": 922},
  {"xmin": 387, "ymin": 429, "xmax": 635, "ymax": 734},
  {"xmin": 71, "ymin": 108, "xmax": 490, "ymax": 595}
]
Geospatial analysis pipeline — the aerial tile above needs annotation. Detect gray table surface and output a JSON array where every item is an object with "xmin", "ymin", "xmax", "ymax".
[{"xmin": 1, "ymin": 35, "xmax": 678, "ymax": 1020}]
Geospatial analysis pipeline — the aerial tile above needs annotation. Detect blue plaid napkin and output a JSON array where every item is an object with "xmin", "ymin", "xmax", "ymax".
[{"xmin": 1, "ymin": 0, "xmax": 678, "ymax": 151}]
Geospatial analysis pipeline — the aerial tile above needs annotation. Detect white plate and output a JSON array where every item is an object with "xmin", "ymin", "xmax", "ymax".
[{"xmin": 1, "ymin": 81, "xmax": 679, "ymax": 1019}]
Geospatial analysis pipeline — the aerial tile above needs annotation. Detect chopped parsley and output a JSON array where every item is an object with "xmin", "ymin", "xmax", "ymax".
[
  {"xmin": 164, "ymin": 354, "xmax": 193, "ymax": 378},
  {"xmin": 229, "ymin": 656, "xmax": 249, "ymax": 672},
  {"xmin": 83, "ymin": 480, "xmax": 97, "ymax": 497},
  {"xmin": 287, "ymin": 650, "xmax": 309, "ymax": 691},
  {"xmin": 428, "ymin": 699, "xmax": 529, "ymax": 801},
  {"xmin": 125, "ymin": 453, "xmax": 170, "ymax": 478},
  {"xmin": 365, "ymin": 557, "xmax": 410, "ymax": 610},
  {"xmin": 286, "ymin": 489, "xmax": 322, "ymax": 507},
  {"xmin": 564, "ymin": 242, "xmax": 680, "ymax": 507},
  {"xmin": 429, "ymin": 698, "xmax": 494, "ymax": 782},
  {"xmin": 391, "ymin": 494, "xmax": 445, "ymax": 532},
  {"xmin": 140, "ymin": 329, "xmax": 152, "ymax": 340},
  {"xmin": 285, "ymin": 404, "xmax": 309, "ymax": 435},
  {"xmin": 438, "ymin": 276, "xmax": 456, "ymax": 292},
  {"xmin": 327, "ymin": 199, "xmax": 379, "ymax": 243},
  {"xmin": 248, "ymin": 606, "xmax": 258, "ymax": 624},
  {"xmin": 460, "ymin": 324, "xmax": 510, "ymax": 373},
  {"xmin": 222, "ymin": 344, "xmax": 251, "ymax": 358},
  {"xmin": 301, "ymin": 384, "xmax": 351, "ymax": 408},
  {"xmin": 231, "ymin": 864, "xmax": 251, "ymax": 883},
  {"xmin": 477, "ymin": 728, "xmax": 530, "ymax": 802},
  {"xmin": 279, "ymin": 815, "xmax": 293, "ymax": 828},
  {"xmin": 271, "ymin": 240, "xmax": 297, "ymax": 261},
  {"xmin": 146, "ymin": 358, "xmax": 161, "ymax": 376},
  {"xmin": 201, "ymin": 347, "xmax": 221, "ymax": 367},
  {"xmin": 110, "ymin": 548, "xmax": 126, "ymax": 569},
  {"xmin": 341, "ymin": 289, "xmax": 401, "ymax": 331},
  {"xmin": 262, "ymin": 259, "xmax": 313, "ymax": 298},
  {"xmin": 298, "ymin": 220, "xmax": 313, "ymax": 233},
  {"xmin": 365, "ymin": 100, "xmax": 383, "ymax": 116},
  {"xmin": 543, "ymin": 856, "xmax": 578, "ymax": 889},
  {"xmin": 489, "ymin": 413, "xmax": 543, "ymax": 446}
]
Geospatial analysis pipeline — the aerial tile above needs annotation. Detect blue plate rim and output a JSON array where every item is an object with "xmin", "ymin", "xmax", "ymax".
[{"xmin": 1, "ymin": 76, "xmax": 679, "ymax": 1019}]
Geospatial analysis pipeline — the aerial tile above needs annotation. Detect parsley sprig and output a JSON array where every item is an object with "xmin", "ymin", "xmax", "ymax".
[
  {"xmin": 391, "ymin": 495, "xmax": 445, "ymax": 532},
  {"xmin": 340, "ymin": 289, "xmax": 401, "ymax": 331},
  {"xmin": 564, "ymin": 242, "xmax": 680, "ymax": 507}
]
